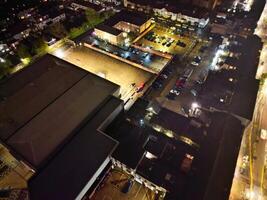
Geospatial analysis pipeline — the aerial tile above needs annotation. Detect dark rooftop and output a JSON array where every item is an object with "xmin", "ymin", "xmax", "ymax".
[
  {"xmin": 95, "ymin": 24, "xmax": 123, "ymax": 36},
  {"xmin": 29, "ymin": 96, "xmax": 123, "ymax": 200},
  {"xmin": 0, "ymin": 54, "xmax": 120, "ymax": 168},
  {"xmin": 6, "ymin": 22, "xmax": 30, "ymax": 36},
  {"xmin": 198, "ymin": 36, "xmax": 262, "ymax": 120},
  {"xmin": 105, "ymin": 10, "xmax": 150, "ymax": 27},
  {"xmin": 184, "ymin": 113, "xmax": 244, "ymax": 200},
  {"xmin": 73, "ymin": 0, "xmax": 103, "ymax": 12},
  {"xmin": 106, "ymin": 98, "xmax": 245, "ymax": 199},
  {"xmin": 128, "ymin": 0, "xmax": 209, "ymax": 19}
]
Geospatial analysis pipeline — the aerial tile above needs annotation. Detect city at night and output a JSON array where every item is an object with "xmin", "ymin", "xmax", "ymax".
[{"xmin": 0, "ymin": 0, "xmax": 266, "ymax": 200}]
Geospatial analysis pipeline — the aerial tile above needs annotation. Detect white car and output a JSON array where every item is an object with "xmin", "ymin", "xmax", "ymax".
[
  {"xmin": 160, "ymin": 74, "xmax": 168, "ymax": 79},
  {"xmin": 191, "ymin": 61, "xmax": 199, "ymax": 66},
  {"xmin": 170, "ymin": 89, "xmax": 180, "ymax": 96}
]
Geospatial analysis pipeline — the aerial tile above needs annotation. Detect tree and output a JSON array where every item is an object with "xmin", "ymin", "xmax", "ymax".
[
  {"xmin": 85, "ymin": 8, "xmax": 104, "ymax": 27},
  {"xmin": 17, "ymin": 43, "xmax": 31, "ymax": 59},
  {"xmin": 100, "ymin": 10, "xmax": 114, "ymax": 20},
  {"xmin": 69, "ymin": 27, "xmax": 84, "ymax": 39},
  {"xmin": 0, "ymin": 59, "xmax": 11, "ymax": 79},
  {"xmin": 32, "ymin": 37, "xmax": 48, "ymax": 55},
  {"xmin": 49, "ymin": 22, "xmax": 67, "ymax": 38}
]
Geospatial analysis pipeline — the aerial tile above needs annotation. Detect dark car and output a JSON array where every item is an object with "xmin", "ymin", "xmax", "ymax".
[
  {"xmin": 163, "ymin": 68, "xmax": 172, "ymax": 75},
  {"xmin": 153, "ymin": 81, "xmax": 163, "ymax": 89},
  {"xmin": 166, "ymin": 92, "xmax": 176, "ymax": 100},
  {"xmin": 176, "ymin": 78, "xmax": 186, "ymax": 87}
]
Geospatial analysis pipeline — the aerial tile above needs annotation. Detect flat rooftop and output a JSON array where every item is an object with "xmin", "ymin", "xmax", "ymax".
[
  {"xmin": 105, "ymin": 10, "xmax": 150, "ymax": 27},
  {"xmin": 29, "ymin": 96, "xmax": 123, "ymax": 200},
  {"xmin": 128, "ymin": 0, "xmax": 209, "ymax": 19},
  {"xmin": 59, "ymin": 46, "xmax": 154, "ymax": 99},
  {"xmin": 95, "ymin": 24, "xmax": 122, "ymax": 36},
  {"xmin": 0, "ymin": 54, "xmax": 120, "ymax": 168},
  {"xmin": 198, "ymin": 36, "xmax": 262, "ymax": 120},
  {"xmin": 73, "ymin": 0, "xmax": 103, "ymax": 11}
]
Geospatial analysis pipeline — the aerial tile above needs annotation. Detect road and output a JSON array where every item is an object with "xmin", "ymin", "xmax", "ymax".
[
  {"xmin": 144, "ymin": 37, "xmax": 215, "ymax": 115},
  {"xmin": 229, "ymin": 80, "xmax": 267, "ymax": 200},
  {"xmin": 229, "ymin": 1, "xmax": 267, "ymax": 198},
  {"xmin": 82, "ymin": 33, "xmax": 169, "ymax": 73}
]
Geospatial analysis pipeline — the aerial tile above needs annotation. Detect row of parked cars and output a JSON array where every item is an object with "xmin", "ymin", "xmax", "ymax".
[
  {"xmin": 152, "ymin": 67, "xmax": 173, "ymax": 90},
  {"xmin": 166, "ymin": 68, "xmax": 193, "ymax": 100},
  {"xmin": 144, "ymin": 31, "xmax": 186, "ymax": 48}
]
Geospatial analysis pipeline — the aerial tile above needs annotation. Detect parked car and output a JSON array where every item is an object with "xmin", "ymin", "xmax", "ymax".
[
  {"xmin": 166, "ymin": 92, "xmax": 176, "ymax": 100},
  {"xmin": 160, "ymin": 74, "xmax": 168, "ymax": 79},
  {"xmin": 170, "ymin": 89, "xmax": 180, "ymax": 96},
  {"xmin": 136, "ymin": 82, "xmax": 145, "ymax": 92},
  {"xmin": 153, "ymin": 81, "xmax": 163, "ymax": 89}
]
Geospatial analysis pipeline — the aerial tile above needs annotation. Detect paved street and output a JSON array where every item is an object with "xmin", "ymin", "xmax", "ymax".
[
  {"xmin": 229, "ymin": 80, "xmax": 267, "ymax": 200},
  {"xmin": 229, "ymin": 1, "xmax": 267, "ymax": 199},
  {"xmin": 81, "ymin": 33, "xmax": 169, "ymax": 73},
  {"xmin": 144, "ymin": 37, "xmax": 214, "ymax": 115}
]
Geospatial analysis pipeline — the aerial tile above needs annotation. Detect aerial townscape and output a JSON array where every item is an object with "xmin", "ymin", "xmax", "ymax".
[{"xmin": 0, "ymin": 0, "xmax": 266, "ymax": 200}]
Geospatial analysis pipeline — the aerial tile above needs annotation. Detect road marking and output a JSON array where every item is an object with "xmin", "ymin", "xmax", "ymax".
[
  {"xmin": 249, "ymin": 125, "xmax": 254, "ymax": 191},
  {"xmin": 260, "ymin": 164, "xmax": 265, "ymax": 196}
]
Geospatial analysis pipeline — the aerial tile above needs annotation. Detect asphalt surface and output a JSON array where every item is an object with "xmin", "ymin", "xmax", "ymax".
[
  {"xmin": 229, "ymin": 1, "xmax": 267, "ymax": 199},
  {"xmin": 82, "ymin": 34, "xmax": 169, "ymax": 73},
  {"xmin": 144, "ymin": 37, "xmax": 215, "ymax": 115}
]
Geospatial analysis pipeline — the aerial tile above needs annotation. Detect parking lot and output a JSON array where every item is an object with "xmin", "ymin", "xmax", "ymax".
[
  {"xmin": 90, "ymin": 168, "xmax": 156, "ymax": 200},
  {"xmin": 82, "ymin": 35, "xmax": 170, "ymax": 74},
  {"xmin": 144, "ymin": 38, "xmax": 215, "ymax": 115},
  {"xmin": 57, "ymin": 46, "xmax": 154, "ymax": 102},
  {"xmin": 134, "ymin": 25, "xmax": 195, "ymax": 56}
]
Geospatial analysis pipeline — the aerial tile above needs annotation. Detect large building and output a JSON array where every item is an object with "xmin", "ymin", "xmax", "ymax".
[
  {"xmin": 0, "ymin": 54, "xmax": 124, "ymax": 200},
  {"xmin": 94, "ymin": 24, "xmax": 126, "ymax": 46},
  {"xmin": 94, "ymin": 10, "xmax": 152, "ymax": 45},
  {"xmin": 105, "ymin": 98, "xmax": 246, "ymax": 200},
  {"xmin": 124, "ymin": 0, "xmax": 222, "ymax": 10},
  {"xmin": 124, "ymin": 0, "xmax": 209, "ymax": 28}
]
